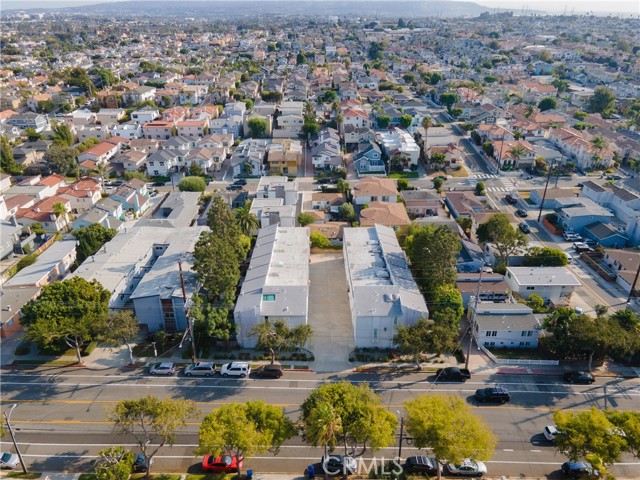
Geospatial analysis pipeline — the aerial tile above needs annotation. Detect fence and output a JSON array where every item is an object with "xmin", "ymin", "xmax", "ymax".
[{"xmin": 478, "ymin": 343, "xmax": 559, "ymax": 366}]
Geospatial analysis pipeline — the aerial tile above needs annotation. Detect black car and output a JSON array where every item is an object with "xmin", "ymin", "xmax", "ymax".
[
  {"xmin": 233, "ymin": 179, "xmax": 247, "ymax": 186},
  {"xmin": 518, "ymin": 222, "xmax": 530, "ymax": 234},
  {"xmin": 321, "ymin": 455, "xmax": 357, "ymax": 475},
  {"xmin": 404, "ymin": 456, "xmax": 440, "ymax": 476},
  {"xmin": 475, "ymin": 387, "xmax": 511, "ymax": 404},
  {"xmin": 505, "ymin": 194, "xmax": 518, "ymax": 205},
  {"xmin": 564, "ymin": 371, "xmax": 595, "ymax": 384},
  {"xmin": 152, "ymin": 181, "xmax": 166, "ymax": 187},
  {"xmin": 515, "ymin": 209, "xmax": 528, "ymax": 218},
  {"xmin": 133, "ymin": 453, "xmax": 153, "ymax": 472},
  {"xmin": 226, "ymin": 184, "xmax": 243, "ymax": 191},
  {"xmin": 254, "ymin": 364, "xmax": 284, "ymax": 378},
  {"xmin": 561, "ymin": 461, "xmax": 598, "ymax": 479},
  {"xmin": 315, "ymin": 177, "xmax": 333, "ymax": 184}
]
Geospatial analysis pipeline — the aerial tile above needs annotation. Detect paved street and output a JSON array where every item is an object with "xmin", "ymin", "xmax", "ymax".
[{"xmin": 1, "ymin": 367, "xmax": 638, "ymax": 477}]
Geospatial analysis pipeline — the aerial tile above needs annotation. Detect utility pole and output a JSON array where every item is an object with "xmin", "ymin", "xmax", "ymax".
[
  {"xmin": 178, "ymin": 261, "xmax": 197, "ymax": 364},
  {"xmin": 465, "ymin": 267, "xmax": 485, "ymax": 370},
  {"xmin": 626, "ymin": 259, "xmax": 640, "ymax": 303},
  {"xmin": 537, "ymin": 160, "xmax": 555, "ymax": 222},
  {"xmin": 4, "ymin": 404, "xmax": 27, "ymax": 474}
]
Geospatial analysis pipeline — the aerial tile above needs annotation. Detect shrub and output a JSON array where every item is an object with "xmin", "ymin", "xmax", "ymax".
[
  {"xmin": 82, "ymin": 341, "xmax": 97, "ymax": 356},
  {"xmin": 310, "ymin": 231, "xmax": 330, "ymax": 248},
  {"xmin": 178, "ymin": 176, "xmax": 206, "ymax": 192},
  {"xmin": 15, "ymin": 341, "xmax": 31, "ymax": 356},
  {"xmin": 16, "ymin": 253, "xmax": 37, "ymax": 271}
]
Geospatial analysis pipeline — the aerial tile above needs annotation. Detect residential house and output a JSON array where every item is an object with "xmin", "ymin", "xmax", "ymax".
[
  {"xmin": 95, "ymin": 108, "xmax": 126, "ymax": 125},
  {"xmin": 492, "ymin": 139, "xmax": 536, "ymax": 170},
  {"xmin": 109, "ymin": 123, "xmax": 143, "ymax": 140},
  {"xmin": 359, "ymin": 201, "xmax": 411, "ymax": 228},
  {"xmin": 444, "ymin": 191, "xmax": 485, "ymax": 219},
  {"xmin": 0, "ymin": 286, "xmax": 41, "ymax": 338},
  {"xmin": 131, "ymin": 106, "xmax": 160, "ymax": 123},
  {"xmin": 377, "ymin": 129, "xmax": 421, "ymax": 170},
  {"xmin": 72, "ymin": 198, "xmax": 124, "ymax": 230},
  {"xmin": 548, "ymin": 127, "xmax": 614, "ymax": 170},
  {"xmin": 111, "ymin": 150, "xmax": 148, "ymax": 174},
  {"xmin": 16, "ymin": 195, "xmax": 72, "ymax": 232},
  {"xmin": 504, "ymin": 266, "xmax": 581, "ymax": 303},
  {"xmin": 354, "ymin": 141, "xmax": 386, "ymax": 176},
  {"xmin": 343, "ymin": 225, "xmax": 429, "ymax": 348},
  {"xmin": 143, "ymin": 120, "xmax": 175, "ymax": 140},
  {"xmin": 267, "ymin": 139, "xmax": 302, "ymax": 176},
  {"xmin": 400, "ymin": 190, "xmax": 440, "ymax": 218},
  {"xmin": 456, "ymin": 272, "xmax": 509, "ymax": 307},
  {"xmin": 234, "ymin": 225, "xmax": 310, "ymax": 347},
  {"xmin": 110, "ymin": 183, "xmax": 150, "ymax": 218},
  {"xmin": 145, "ymin": 150, "xmax": 181, "ymax": 177},
  {"xmin": 343, "ymin": 125, "xmax": 376, "ymax": 149},
  {"xmin": 176, "ymin": 119, "xmax": 209, "ymax": 138},
  {"xmin": 3, "ymin": 240, "xmax": 77, "ymax": 288},
  {"xmin": 583, "ymin": 222, "xmax": 628, "ymax": 248},
  {"xmin": 58, "ymin": 177, "xmax": 102, "ymax": 213},
  {"xmin": 352, "ymin": 177, "xmax": 399, "ymax": 205},
  {"xmin": 77, "ymin": 141, "xmax": 119, "ymax": 165},
  {"xmin": 601, "ymin": 249, "xmax": 640, "ymax": 295},
  {"xmin": 185, "ymin": 148, "xmax": 216, "ymax": 173},
  {"xmin": 310, "ymin": 192, "xmax": 345, "ymax": 215},
  {"xmin": 137, "ymin": 192, "xmax": 200, "ymax": 229},
  {"xmin": 230, "ymin": 139, "xmax": 269, "ymax": 177},
  {"xmin": 7, "ymin": 112, "xmax": 48, "ymax": 131},
  {"xmin": 470, "ymin": 302, "xmax": 541, "ymax": 349},
  {"xmin": 554, "ymin": 197, "xmax": 615, "ymax": 233}
]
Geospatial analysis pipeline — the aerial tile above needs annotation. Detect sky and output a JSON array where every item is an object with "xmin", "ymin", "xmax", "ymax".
[{"xmin": 3, "ymin": 0, "xmax": 639, "ymax": 15}]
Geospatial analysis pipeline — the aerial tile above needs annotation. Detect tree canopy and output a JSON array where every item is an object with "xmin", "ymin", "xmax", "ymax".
[
  {"xmin": 178, "ymin": 176, "xmax": 206, "ymax": 192},
  {"xmin": 1, "ymin": 136, "xmax": 20, "ymax": 175},
  {"xmin": 301, "ymin": 381, "xmax": 397, "ymax": 456},
  {"xmin": 588, "ymin": 86, "xmax": 616, "ymax": 116},
  {"xmin": 94, "ymin": 446, "xmax": 134, "ymax": 480},
  {"xmin": 476, "ymin": 213, "xmax": 527, "ymax": 266},
  {"xmin": 250, "ymin": 319, "xmax": 312, "ymax": 362},
  {"xmin": 394, "ymin": 317, "xmax": 457, "ymax": 364},
  {"xmin": 193, "ymin": 232, "xmax": 241, "ymax": 307},
  {"xmin": 523, "ymin": 246, "xmax": 568, "ymax": 267},
  {"xmin": 538, "ymin": 97, "xmax": 557, "ymax": 111},
  {"xmin": 247, "ymin": 117, "xmax": 268, "ymax": 138},
  {"xmin": 45, "ymin": 145, "xmax": 78, "ymax": 176},
  {"xmin": 404, "ymin": 395, "xmax": 497, "ymax": 478},
  {"xmin": 73, "ymin": 223, "xmax": 117, "ymax": 265}
]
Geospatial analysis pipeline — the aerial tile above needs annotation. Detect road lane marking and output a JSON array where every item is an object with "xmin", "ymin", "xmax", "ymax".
[{"xmin": 502, "ymin": 449, "xmax": 514, "ymax": 452}]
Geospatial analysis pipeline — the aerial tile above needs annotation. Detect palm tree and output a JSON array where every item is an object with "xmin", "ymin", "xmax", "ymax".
[
  {"xmin": 52, "ymin": 202, "xmax": 70, "ymax": 230},
  {"xmin": 590, "ymin": 135, "xmax": 607, "ymax": 169},
  {"xmin": 507, "ymin": 144, "xmax": 527, "ymax": 170},
  {"xmin": 524, "ymin": 105, "xmax": 535, "ymax": 118},
  {"xmin": 421, "ymin": 115, "xmax": 433, "ymax": 166},
  {"xmin": 235, "ymin": 200, "xmax": 259, "ymax": 236},
  {"xmin": 94, "ymin": 163, "xmax": 107, "ymax": 191},
  {"xmin": 305, "ymin": 402, "xmax": 343, "ymax": 479}
]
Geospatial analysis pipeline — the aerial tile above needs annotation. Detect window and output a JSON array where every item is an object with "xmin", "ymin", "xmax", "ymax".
[
  {"xmin": 262, "ymin": 294, "xmax": 276, "ymax": 301},
  {"xmin": 526, "ymin": 286, "xmax": 535, "ymax": 290},
  {"xmin": 484, "ymin": 341, "xmax": 495, "ymax": 347},
  {"xmin": 486, "ymin": 331, "xmax": 497, "ymax": 337},
  {"xmin": 373, "ymin": 328, "xmax": 378, "ymax": 340},
  {"xmin": 149, "ymin": 162, "xmax": 154, "ymax": 166},
  {"xmin": 521, "ymin": 331, "xmax": 528, "ymax": 337}
]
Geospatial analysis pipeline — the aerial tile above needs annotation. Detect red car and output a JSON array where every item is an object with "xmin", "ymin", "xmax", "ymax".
[{"xmin": 202, "ymin": 454, "xmax": 243, "ymax": 473}]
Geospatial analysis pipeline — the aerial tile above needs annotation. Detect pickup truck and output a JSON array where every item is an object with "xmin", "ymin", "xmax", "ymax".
[{"xmin": 435, "ymin": 367, "xmax": 471, "ymax": 382}]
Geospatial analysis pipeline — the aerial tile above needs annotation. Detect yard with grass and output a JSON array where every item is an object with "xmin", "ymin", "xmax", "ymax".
[
  {"xmin": 489, "ymin": 348, "xmax": 557, "ymax": 361},
  {"xmin": 389, "ymin": 172, "xmax": 419, "ymax": 179}
]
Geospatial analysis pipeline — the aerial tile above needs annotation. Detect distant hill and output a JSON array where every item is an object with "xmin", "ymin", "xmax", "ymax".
[{"xmin": 3, "ymin": 0, "xmax": 493, "ymax": 18}]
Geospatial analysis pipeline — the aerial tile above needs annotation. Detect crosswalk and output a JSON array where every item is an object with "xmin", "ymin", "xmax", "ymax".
[
  {"xmin": 471, "ymin": 173, "xmax": 499, "ymax": 179},
  {"xmin": 465, "ymin": 174, "xmax": 519, "ymax": 193}
]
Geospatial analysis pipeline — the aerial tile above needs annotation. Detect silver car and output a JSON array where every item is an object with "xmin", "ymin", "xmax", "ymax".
[
  {"xmin": 446, "ymin": 459, "xmax": 487, "ymax": 477},
  {"xmin": 184, "ymin": 362, "xmax": 216, "ymax": 377},
  {"xmin": 149, "ymin": 362, "xmax": 176, "ymax": 375},
  {"xmin": 0, "ymin": 452, "xmax": 20, "ymax": 469}
]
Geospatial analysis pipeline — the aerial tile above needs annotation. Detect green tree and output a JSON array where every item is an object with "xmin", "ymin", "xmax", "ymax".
[
  {"xmin": 296, "ymin": 52, "xmax": 307, "ymax": 65},
  {"xmin": 73, "ymin": 223, "xmax": 117, "ymax": 265},
  {"xmin": 298, "ymin": 212, "xmax": 315, "ymax": 226},
  {"xmin": 206, "ymin": 196, "xmax": 249, "ymax": 261},
  {"xmin": 190, "ymin": 294, "xmax": 234, "ymax": 350},
  {"xmin": 376, "ymin": 115, "xmax": 391, "ymax": 129},
  {"xmin": 399, "ymin": 113, "xmax": 412, "ymax": 128},
  {"xmin": 526, "ymin": 293, "xmax": 546, "ymax": 313},
  {"xmin": 605, "ymin": 411, "xmax": 640, "ymax": 459},
  {"xmin": 36, "ymin": 99, "xmax": 54, "ymax": 113},
  {"xmin": 404, "ymin": 395, "xmax": 497, "ymax": 480},
  {"xmin": 94, "ymin": 446, "xmax": 134, "ymax": 480},
  {"xmin": 51, "ymin": 121, "xmax": 74, "ymax": 147},
  {"xmin": 475, "ymin": 180, "xmax": 486, "ymax": 195},
  {"xmin": 394, "ymin": 317, "xmax": 456, "ymax": 365},
  {"xmin": 524, "ymin": 246, "xmax": 568, "ymax": 267},
  {"xmin": 507, "ymin": 144, "xmax": 527, "ymax": 166},
  {"xmin": 476, "ymin": 213, "xmax": 528, "ymax": 266},
  {"xmin": 404, "ymin": 223, "xmax": 461, "ymax": 294},
  {"xmin": 178, "ymin": 176, "xmax": 206, "ymax": 192},
  {"xmin": 538, "ymin": 97, "xmax": 557, "ymax": 111},
  {"xmin": 188, "ymin": 162, "xmax": 204, "ymax": 177},
  {"xmin": 456, "ymin": 217, "xmax": 473, "ymax": 236},
  {"xmin": 301, "ymin": 382, "xmax": 397, "ymax": 456},
  {"xmin": 431, "ymin": 284, "xmax": 464, "ymax": 323},
  {"xmin": 250, "ymin": 319, "xmax": 313, "ymax": 363},
  {"xmin": 430, "ymin": 152, "xmax": 447, "ymax": 170},
  {"xmin": 482, "ymin": 141, "xmax": 494, "ymax": 157},
  {"xmin": 573, "ymin": 110, "xmax": 588, "ymax": 121},
  {"xmin": 336, "ymin": 178, "xmax": 349, "ymax": 194},
  {"xmin": 304, "ymin": 401, "xmax": 343, "ymax": 476},
  {"xmin": 99, "ymin": 310, "xmax": 140, "ymax": 366},
  {"xmin": 234, "ymin": 200, "xmax": 259, "ymax": 236},
  {"xmin": 193, "ymin": 232, "xmax": 241, "ymax": 307},
  {"xmin": 247, "ymin": 117, "xmax": 268, "ymax": 138},
  {"xmin": 1, "ymin": 136, "xmax": 20, "ymax": 174},
  {"xmin": 554, "ymin": 408, "xmax": 627, "ymax": 468},
  {"xmin": 610, "ymin": 309, "xmax": 640, "ymax": 332},
  {"xmin": 45, "ymin": 145, "xmax": 78, "ymax": 176},
  {"xmin": 338, "ymin": 203, "xmax": 356, "ymax": 222},
  {"xmin": 433, "ymin": 177, "xmax": 444, "ymax": 191},
  {"xmin": 23, "ymin": 277, "xmax": 111, "ymax": 362},
  {"xmin": 198, "ymin": 401, "xmax": 295, "ymax": 477},
  {"xmin": 25, "ymin": 127, "xmax": 44, "ymax": 142},
  {"xmin": 310, "ymin": 230, "xmax": 330, "ymax": 249},
  {"xmin": 439, "ymin": 92, "xmax": 459, "ymax": 111},
  {"xmin": 588, "ymin": 86, "xmax": 616, "ymax": 116},
  {"xmin": 110, "ymin": 396, "xmax": 196, "ymax": 478}
]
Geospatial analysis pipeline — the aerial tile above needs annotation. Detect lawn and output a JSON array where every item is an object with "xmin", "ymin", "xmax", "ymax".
[
  {"xmin": 6, "ymin": 473, "xmax": 42, "ymax": 479},
  {"xmin": 388, "ymin": 172, "xmax": 419, "ymax": 179},
  {"xmin": 12, "ymin": 359, "xmax": 82, "ymax": 366},
  {"xmin": 446, "ymin": 167, "xmax": 469, "ymax": 178},
  {"xmin": 130, "ymin": 474, "xmax": 182, "ymax": 480},
  {"xmin": 489, "ymin": 348, "xmax": 556, "ymax": 361},
  {"xmin": 78, "ymin": 474, "xmax": 98, "ymax": 480}
]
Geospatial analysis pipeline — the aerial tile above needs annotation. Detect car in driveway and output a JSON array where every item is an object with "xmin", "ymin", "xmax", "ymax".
[
  {"xmin": 543, "ymin": 425, "xmax": 559, "ymax": 442},
  {"xmin": 184, "ymin": 362, "xmax": 216, "ymax": 377},
  {"xmin": 226, "ymin": 184, "xmax": 243, "ymax": 191},
  {"xmin": 404, "ymin": 455, "xmax": 441, "ymax": 476},
  {"xmin": 202, "ymin": 454, "xmax": 243, "ymax": 473},
  {"xmin": 254, "ymin": 364, "xmax": 284, "ymax": 378},
  {"xmin": 445, "ymin": 459, "xmax": 487, "ymax": 477},
  {"xmin": 563, "ymin": 232, "xmax": 582, "ymax": 241},
  {"xmin": 233, "ymin": 179, "xmax": 247, "ymax": 186},
  {"xmin": 475, "ymin": 387, "xmax": 510, "ymax": 404},
  {"xmin": 515, "ymin": 208, "xmax": 528, "ymax": 218},
  {"xmin": 561, "ymin": 461, "xmax": 598, "ymax": 478},
  {"xmin": 151, "ymin": 181, "xmax": 166, "ymax": 187},
  {"xmin": 564, "ymin": 371, "xmax": 595, "ymax": 384},
  {"xmin": 148, "ymin": 362, "xmax": 176, "ymax": 375},
  {"xmin": 0, "ymin": 452, "xmax": 19, "ymax": 469},
  {"xmin": 518, "ymin": 222, "xmax": 530, "ymax": 234},
  {"xmin": 321, "ymin": 455, "xmax": 357, "ymax": 475},
  {"xmin": 220, "ymin": 362, "xmax": 250, "ymax": 377}
]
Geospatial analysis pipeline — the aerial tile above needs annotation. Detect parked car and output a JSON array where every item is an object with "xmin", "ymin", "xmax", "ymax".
[
  {"xmin": 132, "ymin": 453, "xmax": 153, "ymax": 472},
  {"xmin": 184, "ymin": 362, "xmax": 216, "ymax": 377},
  {"xmin": 202, "ymin": 454, "xmax": 243, "ymax": 473},
  {"xmin": 435, "ymin": 367, "xmax": 471, "ymax": 382},
  {"xmin": 149, "ymin": 362, "xmax": 176, "ymax": 375},
  {"xmin": 0, "ymin": 452, "xmax": 19, "ymax": 469},
  {"xmin": 445, "ymin": 459, "xmax": 487, "ymax": 477},
  {"xmin": 519, "ymin": 222, "xmax": 530, "ymax": 234},
  {"xmin": 152, "ymin": 181, "xmax": 165, "ymax": 187},
  {"xmin": 475, "ymin": 387, "xmax": 511, "ymax": 404},
  {"xmin": 563, "ymin": 231, "xmax": 582, "ymax": 241},
  {"xmin": 515, "ymin": 209, "xmax": 528, "ymax": 218},
  {"xmin": 543, "ymin": 425, "xmax": 559, "ymax": 442},
  {"xmin": 321, "ymin": 455, "xmax": 357, "ymax": 475},
  {"xmin": 404, "ymin": 455, "xmax": 441, "ymax": 476},
  {"xmin": 226, "ymin": 184, "xmax": 242, "ymax": 191},
  {"xmin": 573, "ymin": 242, "xmax": 593, "ymax": 253},
  {"xmin": 564, "ymin": 371, "xmax": 595, "ymax": 384},
  {"xmin": 233, "ymin": 179, "xmax": 247, "ymax": 186},
  {"xmin": 315, "ymin": 177, "xmax": 333, "ymax": 184},
  {"xmin": 254, "ymin": 364, "xmax": 284, "ymax": 378},
  {"xmin": 220, "ymin": 362, "xmax": 251, "ymax": 377},
  {"xmin": 561, "ymin": 461, "xmax": 598, "ymax": 478},
  {"xmin": 505, "ymin": 194, "xmax": 518, "ymax": 205}
]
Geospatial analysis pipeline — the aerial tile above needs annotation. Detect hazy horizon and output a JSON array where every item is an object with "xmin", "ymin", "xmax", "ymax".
[{"xmin": 1, "ymin": 0, "xmax": 638, "ymax": 15}]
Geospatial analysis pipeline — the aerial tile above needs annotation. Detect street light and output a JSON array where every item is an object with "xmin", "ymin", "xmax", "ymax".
[
  {"xmin": 395, "ymin": 410, "xmax": 412, "ymax": 459},
  {"xmin": 151, "ymin": 342, "xmax": 158, "ymax": 363},
  {"xmin": 3, "ymin": 404, "xmax": 28, "ymax": 473}
]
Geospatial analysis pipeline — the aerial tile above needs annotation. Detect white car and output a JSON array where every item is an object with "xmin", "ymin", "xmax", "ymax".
[
  {"xmin": 0, "ymin": 452, "xmax": 20, "ymax": 469},
  {"xmin": 149, "ymin": 362, "xmax": 176, "ymax": 375},
  {"xmin": 220, "ymin": 362, "xmax": 250, "ymax": 378},
  {"xmin": 446, "ymin": 459, "xmax": 487, "ymax": 477},
  {"xmin": 543, "ymin": 425, "xmax": 558, "ymax": 442}
]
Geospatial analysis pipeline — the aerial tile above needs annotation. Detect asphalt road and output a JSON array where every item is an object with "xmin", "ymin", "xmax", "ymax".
[{"xmin": 1, "ymin": 368, "xmax": 639, "ymax": 478}]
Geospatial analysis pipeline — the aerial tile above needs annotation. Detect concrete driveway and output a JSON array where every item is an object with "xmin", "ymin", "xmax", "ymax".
[{"xmin": 307, "ymin": 252, "xmax": 355, "ymax": 372}]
